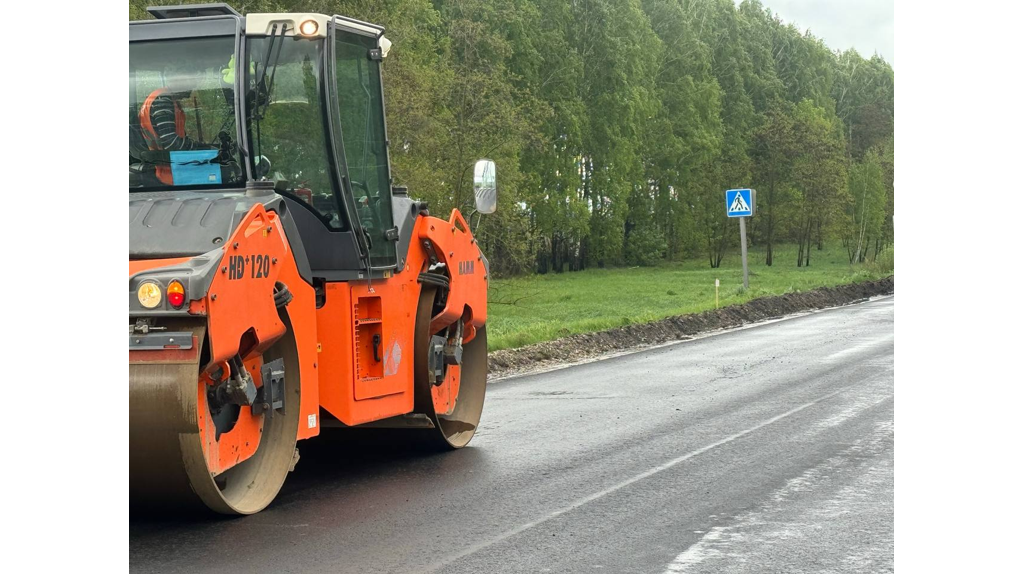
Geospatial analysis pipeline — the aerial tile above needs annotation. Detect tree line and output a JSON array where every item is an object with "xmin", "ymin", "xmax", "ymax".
[{"xmin": 131, "ymin": 0, "xmax": 894, "ymax": 275}]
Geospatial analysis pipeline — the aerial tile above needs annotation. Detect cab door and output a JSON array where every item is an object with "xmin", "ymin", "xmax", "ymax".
[
  {"xmin": 327, "ymin": 19, "xmax": 407, "ymax": 405},
  {"xmin": 327, "ymin": 18, "xmax": 397, "ymax": 269}
]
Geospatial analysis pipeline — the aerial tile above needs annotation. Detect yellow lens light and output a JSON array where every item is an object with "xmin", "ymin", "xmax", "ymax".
[
  {"xmin": 299, "ymin": 19, "xmax": 319, "ymax": 36},
  {"xmin": 138, "ymin": 282, "xmax": 162, "ymax": 309}
]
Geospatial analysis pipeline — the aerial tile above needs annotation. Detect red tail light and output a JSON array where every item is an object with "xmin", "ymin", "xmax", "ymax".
[{"xmin": 167, "ymin": 280, "xmax": 186, "ymax": 309}]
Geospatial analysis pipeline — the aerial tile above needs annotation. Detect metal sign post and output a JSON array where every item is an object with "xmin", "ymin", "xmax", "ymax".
[
  {"xmin": 725, "ymin": 189, "xmax": 755, "ymax": 291},
  {"xmin": 738, "ymin": 217, "xmax": 749, "ymax": 290}
]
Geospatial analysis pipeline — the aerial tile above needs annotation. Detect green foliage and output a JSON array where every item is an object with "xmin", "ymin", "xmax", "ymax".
[
  {"xmin": 751, "ymin": 100, "xmax": 796, "ymax": 265},
  {"xmin": 868, "ymin": 244, "xmax": 894, "ymax": 274},
  {"xmin": 130, "ymin": 0, "xmax": 894, "ymax": 275},
  {"xmin": 789, "ymin": 99, "xmax": 848, "ymax": 267},
  {"xmin": 845, "ymin": 147, "xmax": 887, "ymax": 263},
  {"xmin": 624, "ymin": 219, "xmax": 668, "ymax": 266}
]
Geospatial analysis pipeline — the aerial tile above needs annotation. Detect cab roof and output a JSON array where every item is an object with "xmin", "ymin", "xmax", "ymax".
[{"xmin": 133, "ymin": 3, "xmax": 387, "ymax": 43}]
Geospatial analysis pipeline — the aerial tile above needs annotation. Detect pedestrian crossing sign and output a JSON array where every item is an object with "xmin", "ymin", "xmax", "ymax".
[{"xmin": 725, "ymin": 188, "xmax": 754, "ymax": 217}]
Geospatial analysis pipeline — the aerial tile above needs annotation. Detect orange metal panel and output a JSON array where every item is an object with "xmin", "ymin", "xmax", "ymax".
[
  {"xmin": 271, "ymin": 223, "xmax": 321, "ymax": 441},
  {"xmin": 417, "ymin": 210, "xmax": 489, "ymax": 341},
  {"xmin": 204, "ymin": 204, "xmax": 321, "ymax": 441},
  {"xmin": 196, "ymin": 356, "xmax": 264, "ymax": 475},
  {"xmin": 205, "ymin": 205, "xmax": 288, "ymax": 365},
  {"xmin": 315, "ymin": 283, "xmax": 354, "ymax": 419},
  {"xmin": 349, "ymin": 279, "xmax": 418, "ymax": 401},
  {"xmin": 315, "ymin": 278, "xmax": 417, "ymax": 426},
  {"xmin": 129, "ymin": 257, "xmax": 192, "ymax": 276}
]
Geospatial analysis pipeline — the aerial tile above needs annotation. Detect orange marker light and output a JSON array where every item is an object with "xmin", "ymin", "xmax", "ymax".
[{"xmin": 167, "ymin": 280, "xmax": 186, "ymax": 309}]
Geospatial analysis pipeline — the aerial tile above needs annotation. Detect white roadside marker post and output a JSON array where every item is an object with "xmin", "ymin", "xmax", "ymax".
[{"xmin": 739, "ymin": 216, "xmax": 749, "ymax": 291}]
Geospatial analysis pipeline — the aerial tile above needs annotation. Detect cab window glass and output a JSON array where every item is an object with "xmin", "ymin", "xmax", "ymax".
[
  {"xmin": 334, "ymin": 30, "xmax": 395, "ymax": 266},
  {"xmin": 129, "ymin": 37, "xmax": 244, "ymax": 189},
  {"xmin": 248, "ymin": 36, "xmax": 347, "ymax": 230}
]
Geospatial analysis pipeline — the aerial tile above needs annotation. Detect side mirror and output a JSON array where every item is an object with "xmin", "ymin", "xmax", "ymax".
[
  {"xmin": 473, "ymin": 159, "xmax": 497, "ymax": 215},
  {"xmin": 255, "ymin": 155, "xmax": 272, "ymax": 179}
]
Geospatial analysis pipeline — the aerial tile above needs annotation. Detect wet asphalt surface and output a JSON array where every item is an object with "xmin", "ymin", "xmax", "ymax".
[{"xmin": 130, "ymin": 297, "xmax": 894, "ymax": 574}]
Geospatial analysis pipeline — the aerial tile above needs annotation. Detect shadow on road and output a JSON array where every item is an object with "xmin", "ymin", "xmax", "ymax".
[{"xmin": 129, "ymin": 426, "xmax": 487, "ymax": 529}]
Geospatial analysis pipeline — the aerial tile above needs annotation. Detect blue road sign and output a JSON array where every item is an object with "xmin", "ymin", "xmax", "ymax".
[{"xmin": 726, "ymin": 188, "xmax": 754, "ymax": 218}]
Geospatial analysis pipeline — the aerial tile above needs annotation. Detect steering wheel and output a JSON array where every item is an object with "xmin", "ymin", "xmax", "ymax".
[
  {"xmin": 350, "ymin": 179, "xmax": 370, "ymax": 198},
  {"xmin": 351, "ymin": 180, "xmax": 385, "ymax": 239}
]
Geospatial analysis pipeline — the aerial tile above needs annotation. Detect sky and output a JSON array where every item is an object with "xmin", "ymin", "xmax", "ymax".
[{"xmin": 743, "ymin": 0, "xmax": 894, "ymax": 66}]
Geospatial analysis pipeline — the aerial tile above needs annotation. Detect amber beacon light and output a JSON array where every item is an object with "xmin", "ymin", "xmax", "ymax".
[{"xmin": 299, "ymin": 19, "xmax": 319, "ymax": 36}]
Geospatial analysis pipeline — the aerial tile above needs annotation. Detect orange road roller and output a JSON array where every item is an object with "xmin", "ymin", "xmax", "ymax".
[{"xmin": 129, "ymin": 4, "xmax": 496, "ymax": 514}]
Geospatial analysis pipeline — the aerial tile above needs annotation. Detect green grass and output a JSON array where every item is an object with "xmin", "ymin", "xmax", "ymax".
[{"xmin": 486, "ymin": 243, "xmax": 889, "ymax": 351}]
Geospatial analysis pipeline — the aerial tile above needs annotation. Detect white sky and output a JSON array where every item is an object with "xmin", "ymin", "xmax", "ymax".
[{"xmin": 745, "ymin": 0, "xmax": 894, "ymax": 66}]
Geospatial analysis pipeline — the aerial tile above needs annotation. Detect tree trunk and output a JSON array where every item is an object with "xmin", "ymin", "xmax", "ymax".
[
  {"xmin": 552, "ymin": 234, "xmax": 561, "ymax": 273},
  {"xmin": 854, "ymin": 181, "xmax": 869, "ymax": 263},
  {"xmin": 804, "ymin": 220, "xmax": 813, "ymax": 266},
  {"xmin": 797, "ymin": 223, "xmax": 805, "ymax": 267}
]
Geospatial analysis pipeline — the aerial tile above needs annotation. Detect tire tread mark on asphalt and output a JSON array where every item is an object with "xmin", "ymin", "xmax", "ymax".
[{"xmin": 420, "ymin": 386, "xmax": 851, "ymax": 574}]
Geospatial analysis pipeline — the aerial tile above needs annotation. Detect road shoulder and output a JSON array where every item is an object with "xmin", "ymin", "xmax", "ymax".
[{"xmin": 489, "ymin": 277, "xmax": 894, "ymax": 381}]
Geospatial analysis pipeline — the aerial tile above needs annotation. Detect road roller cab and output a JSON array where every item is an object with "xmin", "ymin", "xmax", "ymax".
[{"xmin": 129, "ymin": 4, "xmax": 496, "ymax": 515}]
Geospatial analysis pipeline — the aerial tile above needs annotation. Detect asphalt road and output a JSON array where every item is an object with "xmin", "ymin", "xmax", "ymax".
[{"xmin": 130, "ymin": 296, "xmax": 895, "ymax": 574}]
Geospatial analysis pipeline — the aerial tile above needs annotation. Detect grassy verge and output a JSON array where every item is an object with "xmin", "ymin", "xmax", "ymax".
[{"xmin": 486, "ymin": 243, "xmax": 891, "ymax": 351}]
